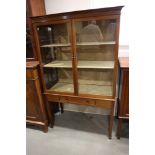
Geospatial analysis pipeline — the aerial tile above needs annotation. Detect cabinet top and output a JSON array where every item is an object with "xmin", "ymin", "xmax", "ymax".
[
  {"xmin": 26, "ymin": 61, "xmax": 39, "ymax": 68},
  {"xmin": 119, "ymin": 57, "xmax": 129, "ymax": 69},
  {"xmin": 31, "ymin": 6, "xmax": 124, "ymax": 22}
]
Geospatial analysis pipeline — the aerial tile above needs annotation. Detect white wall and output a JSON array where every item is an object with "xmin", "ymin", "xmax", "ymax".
[{"xmin": 45, "ymin": 0, "xmax": 91, "ymax": 14}]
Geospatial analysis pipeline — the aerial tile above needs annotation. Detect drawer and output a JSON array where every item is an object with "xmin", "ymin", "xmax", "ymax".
[
  {"xmin": 95, "ymin": 99, "xmax": 113, "ymax": 109},
  {"xmin": 60, "ymin": 96, "xmax": 70, "ymax": 103},
  {"xmin": 72, "ymin": 97, "xmax": 96, "ymax": 106},
  {"xmin": 60, "ymin": 96, "xmax": 96, "ymax": 106},
  {"xmin": 47, "ymin": 95, "xmax": 113, "ymax": 109},
  {"xmin": 47, "ymin": 95, "xmax": 60, "ymax": 102}
]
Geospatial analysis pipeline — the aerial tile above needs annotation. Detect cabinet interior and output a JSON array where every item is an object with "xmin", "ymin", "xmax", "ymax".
[{"xmin": 37, "ymin": 18, "xmax": 116, "ymax": 96}]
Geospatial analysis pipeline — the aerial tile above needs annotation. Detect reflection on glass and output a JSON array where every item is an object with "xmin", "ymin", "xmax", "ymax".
[
  {"xmin": 37, "ymin": 23, "xmax": 73, "ymax": 93},
  {"xmin": 79, "ymin": 20, "xmax": 104, "ymax": 43},
  {"xmin": 75, "ymin": 19, "xmax": 116, "ymax": 96},
  {"xmin": 76, "ymin": 19, "xmax": 116, "ymax": 43}
]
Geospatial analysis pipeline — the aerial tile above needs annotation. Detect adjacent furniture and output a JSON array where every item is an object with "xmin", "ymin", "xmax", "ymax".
[
  {"xmin": 26, "ymin": 0, "xmax": 56, "ymax": 131},
  {"xmin": 117, "ymin": 57, "xmax": 129, "ymax": 138},
  {"xmin": 26, "ymin": 61, "xmax": 48, "ymax": 132},
  {"xmin": 31, "ymin": 6, "xmax": 123, "ymax": 138},
  {"xmin": 26, "ymin": 0, "xmax": 46, "ymax": 60}
]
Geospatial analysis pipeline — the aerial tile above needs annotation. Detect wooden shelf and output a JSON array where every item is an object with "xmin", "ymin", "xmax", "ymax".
[
  {"xmin": 76, "ymin": 41, "xmax": 115, "ymax": 46},
  {"xmin": 40, "ymin": 41, "xmax": 115, "ymax": 48},
  {"xmin": 48, "ymin": 82, "xmax": 74, "ymax": 93},
  {"xmin": 44, "ymin": 61, "xmax": 114, "ymax": 69},
  {"xmin": 48, "ymin": 81, "xmax": 112, "ymax": 96},
  {"xmin": 79, "ymin": 84, "xmax": 112, "ymax": 96},
  {"xmin": 59, "ymin": 79, "xmax": 112, "ymax": 86},
  {"xmin": 40, "ymin": 43, "xmax": 71, "ymax": 47},
  {"xmin": 44, "ymin": 61, "xmax": 72, "ymax": 68},
  {"xmin": 78, "ymin": 61, "xmax": 114, "ymax": 69}
]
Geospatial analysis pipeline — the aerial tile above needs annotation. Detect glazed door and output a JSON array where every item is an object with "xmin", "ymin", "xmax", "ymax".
[
  {"xmin": 36, "ymin": 21, "xmax": 75, "ymax": 94},
  {"xmin": 74, "ymin": 18, "xmax": 117, "ymax": 97}
]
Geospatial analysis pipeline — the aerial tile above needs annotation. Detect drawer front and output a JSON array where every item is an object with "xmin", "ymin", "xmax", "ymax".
[
  {"xmin": 60, "ymin": 96, "xmax": 96, "ymax": 106},
  {"xmin": 95, "ymin": 100, "xmax": 113, "ymax": 109},
  {"xmin": 46, "ymin": 94, "xmax": 114, "ymax": 109},
  {"xmin": 47, "ymin": 95, "xmax": 60, "ymax": 102},
  {"xmin": 59, "ymin": 96, "xmax": 70, "ymax": 103},
  {"xmin": 71, "ymin": 97, "xmax": 96, "ymax": 106}
]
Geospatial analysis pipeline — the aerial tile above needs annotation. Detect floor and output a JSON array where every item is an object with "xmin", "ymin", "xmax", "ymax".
[{"xmin": 27, "ymin": 111, "xmax": 129, "ymax": 155}]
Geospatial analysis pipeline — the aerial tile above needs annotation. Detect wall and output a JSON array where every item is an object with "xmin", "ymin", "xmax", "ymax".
[
  {"xmin": 44, "ymin": 0, "xmax": 129, "ymax": 115},
  {"xmin": 45, "ymin": 0, "xmax": 91, "ymax": 14}
]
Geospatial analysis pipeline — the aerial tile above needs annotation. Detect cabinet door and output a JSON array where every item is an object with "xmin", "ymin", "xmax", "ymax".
[
  {"xmin": 36, "ymin": 21, "xmax": 75, "ymax": 94},
  {"xmin": 74, "ymin": 18, "xmax": 117, "ymax": 97}
]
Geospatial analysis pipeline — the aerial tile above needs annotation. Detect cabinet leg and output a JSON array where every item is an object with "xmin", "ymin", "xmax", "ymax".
[
  {"xmin": 117, "ymin": 118, "xmax": 122, "ymax": 139},
  {"xmin": 44, "ymin": 96, "xmax": 55, "ymax": 127},
  {"xmin": 50, "ymin": 103, "xmax": 55, "ymax": 128},
  {"xmin": 60, "ymin": 103, "xmax": 64, "ymax": 113},
  {"xmin": 108, "ymin": 105, "xmax": 114, "ymax": 139},
  {"xmin": 108, "ymin": 115, "xmax": 114, "ymax": 139},
  {"xmin": 42, "ymin": 125, "xmax": 48, "ymax": 133}
]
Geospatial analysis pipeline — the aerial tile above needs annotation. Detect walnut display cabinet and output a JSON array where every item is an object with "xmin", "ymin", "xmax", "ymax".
[{"xmin": 31, "ymin": 6, "xmax": 123, "ymax": 139}]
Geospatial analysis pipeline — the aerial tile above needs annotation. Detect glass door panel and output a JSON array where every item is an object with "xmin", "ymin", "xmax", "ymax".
[
  {"xmin": 75, "ymin": 19, "xmax": 116, "ymax": 96},
  {"xmin": 37, "ymin": 22, "xmax": 74, "ymax": 93}
]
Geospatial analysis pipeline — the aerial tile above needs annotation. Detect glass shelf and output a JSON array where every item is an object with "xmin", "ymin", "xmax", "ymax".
[
  {"xmin": 40, "ymin": 43, "xmax": 71, "ymax": 47},
  {"xmin": 44, "ymin": 60, "xmax": 114, "ymax": 69},
  {"xmin": 76, "ymin": 41, "xmax": 115, "ymax": 46}
]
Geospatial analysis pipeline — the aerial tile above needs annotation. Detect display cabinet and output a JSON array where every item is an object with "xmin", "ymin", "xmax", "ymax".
[{"xmin": 31, "ymin": 6, "xmax": 123, "ymax": 138}]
